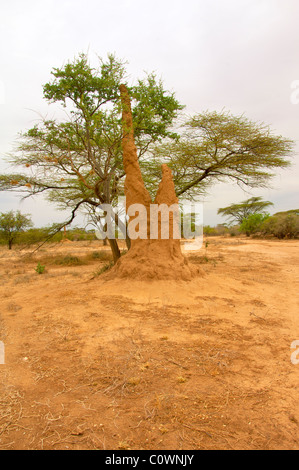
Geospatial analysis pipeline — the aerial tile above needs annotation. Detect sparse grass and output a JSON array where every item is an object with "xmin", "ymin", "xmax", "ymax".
[
  {"xmin": 127, "ymin": 377, "xmax": 141, "ymax": 386},
  {"xmin": 92, "ymin": 261, "xmax": 114, "ymax": 277},
  {"xmin": 54, "ymin": 255, "xmax": 83, "ymax": 266},
  {"xmin": 188, "ymin": 255, "xmax": 210, "ymax": 264},
  {"xmin": 90, "ymin": 250, "xmax": 112, "ymax": 261},
  {"xmin": 13, "ymin": 274, "xmax": 34, "ymax": 285},
  {"xmin": 6, "ymin": 302, "xmax": 22, "ymax": 312},
  {"xmin": 19, "ymin": 250, "xmax": 113, "ymax": 268},
  {"xmin": 187, "ymin": 252, "xmax": 224, "ymax": 266}
]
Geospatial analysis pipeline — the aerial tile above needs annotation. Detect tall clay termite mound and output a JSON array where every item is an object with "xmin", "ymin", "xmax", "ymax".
[{"xmin": 106, "ymin": 84, "xmax": 199, "ymax": 281}]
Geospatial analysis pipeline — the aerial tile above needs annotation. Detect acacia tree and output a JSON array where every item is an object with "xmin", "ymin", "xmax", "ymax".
[
  {"xmin": 217, "ymin": 196, "xmax": 274, "ymax": 225},
  {"xmin": 148, "ymin": 111, "xmax": 293, "ymax": 199},
  {"xmin": 0, "ymin": 54, "xmax": 183, "ymax": 261},
  {"xmin": 0, "ymin": 210, "xmax": 33, "ymax": 249}
]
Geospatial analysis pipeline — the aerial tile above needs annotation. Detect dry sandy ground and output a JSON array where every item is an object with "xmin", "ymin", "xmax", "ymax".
[{"xmin": 0, "ymin": 237, "xmax": 298, "ymax": 450}]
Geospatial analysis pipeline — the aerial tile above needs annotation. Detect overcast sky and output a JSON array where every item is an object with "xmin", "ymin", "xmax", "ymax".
[{"xmin": 0, "ymin": 0, "xmax": 298, "ymax": 227}]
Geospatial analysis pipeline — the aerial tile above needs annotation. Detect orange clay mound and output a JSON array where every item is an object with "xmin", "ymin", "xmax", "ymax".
[{"xmin": 105, "ymin": 85, "xmax": 200, "ymax": 281}]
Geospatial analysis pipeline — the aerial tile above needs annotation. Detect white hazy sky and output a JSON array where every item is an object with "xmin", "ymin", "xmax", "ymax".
[{"xmin": 0, "ymin": 0, "xmax": 298, "ymax": 227}]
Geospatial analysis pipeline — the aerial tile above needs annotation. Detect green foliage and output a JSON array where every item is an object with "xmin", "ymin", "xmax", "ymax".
[
  {"xmin": 64, "ymin": 228, "xmax": 96, "ymax": 241},
  {"xmin": 131, "ymin": 73, "xmax": 183, "ymax": 142},
  {"xmin": 0, "ymin": 210, "xmax": 33, "ymax": 249},
  {"xmin": 35, "ymin": 262, "xmax": 46, "ymax": 274},
  {"xmin": 261, "ymin": 212, "xmax": 299, "ymax": 239},
  {"xmin": 203, "ymin": 224, "xmax": 229, "ymax": 236},
  {"xmin": 2, "ymin": 53, "xmax": 182, "ymax": 208},
  {"xmin": 180, "ymin": 211, "xmax": 197, "ymax": 238},
  {"xmin": 6, "ymin": 225, "xmax": 96, "ymax": 246},
  {"xmin": 43, "ymin": 53, "xmax": 124, "ymax": 110},
  {"xmin": 17, "ymin": 227, "xmax": 55, "ymax": 245},
  {"xmin": 218, "ymin": 197, "xmax": 274, "ymax": 225},
  {"xmin": 240, "ymin": 213, "xmax": 270, "ymax": 236},
  {"xmin": 203, "ymin": 225, "xmax": 217, "ymax": 236},
  {"xmin": 150, "ymin": 112, "xmax": 293, "ymax": 199}
]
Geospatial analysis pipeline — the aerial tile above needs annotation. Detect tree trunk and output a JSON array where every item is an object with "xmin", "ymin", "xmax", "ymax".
[
  {"xmin": 113, "ymin": 212, "xmax": 131, "ymax": 251},
  {"xmin": 105, "ymin": 85, "xmax": 199, "ymax": 281},
  {"xmin": 108, "ymin": 237, "xmax": 121, "ymax": 263}
]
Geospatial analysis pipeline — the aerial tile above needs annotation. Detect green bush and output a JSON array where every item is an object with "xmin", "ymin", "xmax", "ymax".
[
  {"xmin": 240, "ymin": 213, "xmax": 270, "ymax": 236},
  {"xmin": 261, "ymin": 213, "xmax": 299, "ymax": 239}
]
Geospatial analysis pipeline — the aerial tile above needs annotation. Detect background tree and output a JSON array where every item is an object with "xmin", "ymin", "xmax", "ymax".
[
  {"xmin": 262, "ymin": 211, "xmax": 299, "ymax": 239},
  {"xmin": 217, "ymin": 196, "xmax": 274, "ymax": 225},
  {"xmin": 0, "ymin": 53, "xmax": 183, "ymax": 262},
  {"xmin": 0, "ymin": 210, "xmax": 33, "ymax": 249},
  {"xmin": 273, "ymin": 209, "xmax": 299, "ymax": 217},
  {"xmin": 239, "ymin": 213, "xmax": 270, "ymax": 237},
  {"xmin": 148, "ymin": 111, "xmax": 293, "ymax": 199}
]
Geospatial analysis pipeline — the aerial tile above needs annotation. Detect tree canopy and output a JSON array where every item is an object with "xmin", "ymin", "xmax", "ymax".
[
  {"xmin": 0, "ymin": 210, "xmax": 33, "ymax": 249},
  {"xmin": 217, "ymin": 196, "xmax": 274, "ymax": 225},
  {"xmin": 148, "ymin": 111, "xmax": 293, "ymax": 199}
]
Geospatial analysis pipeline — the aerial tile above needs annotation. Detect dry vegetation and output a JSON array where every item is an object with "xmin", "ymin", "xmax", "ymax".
[{"xmin": 0, "ymin": 237, "xmax": 298, "ymax": 450}]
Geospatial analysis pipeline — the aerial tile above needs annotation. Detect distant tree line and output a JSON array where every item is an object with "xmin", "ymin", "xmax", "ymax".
[
  {"xmin": 205, "ymin": 202, "xmax": 299, "ymax": 239},
  {"xmin": 1, "ymin": 205, "xmax": 298, "ymax": 252},
  {"xmin": 0, "ymin": 210, "xmax": 97, "ymax": 249}
]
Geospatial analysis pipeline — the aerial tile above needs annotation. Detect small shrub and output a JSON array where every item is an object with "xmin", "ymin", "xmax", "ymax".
[{"xmin": 35, "ymin": 262, "xmax": 46, "ymax": 274}]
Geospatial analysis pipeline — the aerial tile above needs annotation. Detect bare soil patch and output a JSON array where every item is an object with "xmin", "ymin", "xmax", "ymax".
[{"xmin": 0, "ymin": 237, "xmax": 298, "ymax": 449}]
